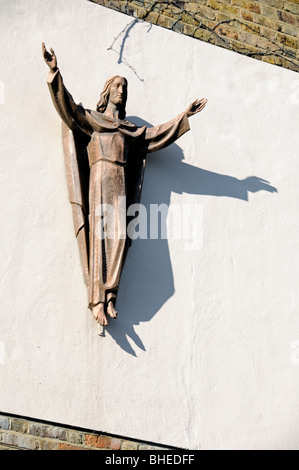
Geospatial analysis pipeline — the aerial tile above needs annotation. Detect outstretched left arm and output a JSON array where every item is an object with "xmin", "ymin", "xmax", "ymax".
[
  {"xmin": 134, "ymin": 98, "xmax": 207, "ymax": 154},
  {"xmin": 185, "ymin": 98, "xmax": 207, "ymax": 118}
]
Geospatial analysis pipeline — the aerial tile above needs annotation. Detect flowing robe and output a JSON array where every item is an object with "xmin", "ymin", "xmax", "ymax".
[{"xmin": 47, "ymin": 69, "xmax": 190, "ymax": 309}]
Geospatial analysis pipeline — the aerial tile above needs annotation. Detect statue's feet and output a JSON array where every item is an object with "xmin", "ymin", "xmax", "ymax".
[
  {"xmin": 107, "ymin": 300, "xmax": 118, "ymax": 319},
  {"xmin": 92, "ymin": 303, "xmax": 108, "ymax": 326}
]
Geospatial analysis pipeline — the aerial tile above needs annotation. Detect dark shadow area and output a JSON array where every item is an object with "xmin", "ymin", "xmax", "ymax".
[
  {"xmin": 117, "ymin": 19, "xmax": 138, "ymax": 65},
  {"xmin": 106, "ymin": 116, "xmax": 278, "ymax": 355}
]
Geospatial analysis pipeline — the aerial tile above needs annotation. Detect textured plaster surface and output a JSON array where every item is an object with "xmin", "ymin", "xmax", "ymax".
[{"xmin": 0, "ymin": 0, "xmax": 298, "ymax": 450}]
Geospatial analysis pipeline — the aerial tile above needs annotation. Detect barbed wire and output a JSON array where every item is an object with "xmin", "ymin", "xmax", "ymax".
[{"xmin": 90, "ymin": 0, "xmax": 299, "ymax": 71}]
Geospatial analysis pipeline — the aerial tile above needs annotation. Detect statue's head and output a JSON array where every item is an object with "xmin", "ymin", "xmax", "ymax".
[{"xmin": 96, "ymin": 75, "xmax": 127, "ymax": 119}]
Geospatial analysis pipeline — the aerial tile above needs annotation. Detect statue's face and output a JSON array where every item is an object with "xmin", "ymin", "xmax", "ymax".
[{"xmin": 109, "ymin": 77, "xmax": 127, "ymax": 106}]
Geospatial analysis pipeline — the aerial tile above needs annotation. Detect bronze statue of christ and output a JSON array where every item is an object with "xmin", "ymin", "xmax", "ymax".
[{"xmin": 43, "ymin": 43, "xmax": 207, "ymax": 327}]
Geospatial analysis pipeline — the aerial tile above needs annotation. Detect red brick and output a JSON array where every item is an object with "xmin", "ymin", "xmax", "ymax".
[
  {"xmin": 231, "ymin": 0, "xmax": 261, "ymax": 14},
  {"xmin": 85, "ymin": 434, "xmax": 120, "ymax": 449},
  {"xmin": 278, "ymin": 10, "xmax": 298, "ymax": 26},
  {"xmin": 85, "ymin": 434, "xmax": 111, "ymax": 448},
  {"xmin": 241, "ymin": 10, "xmax": 254, "ymax": 21},
  {"xmin": 218, "ymin": 25, "xmax": 239, "ymax": 40},
  {"xmin": 110, "ymin": 438, "xmax": 121, "ymax": 450}
]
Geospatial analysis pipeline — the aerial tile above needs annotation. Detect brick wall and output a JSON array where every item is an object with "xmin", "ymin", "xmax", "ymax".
[
  {"xmin": 0, "ymin": 413, "xmax": 169, "ymax": 450},
  {"xmin": 89, "ymin": 0, "xmax": 299, "ymax": 72}
]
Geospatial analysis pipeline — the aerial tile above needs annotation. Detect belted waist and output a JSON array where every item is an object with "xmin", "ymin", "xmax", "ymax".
[{"xmin": 90, "ymin": 158, "xmax": 127, "ymax": 168}]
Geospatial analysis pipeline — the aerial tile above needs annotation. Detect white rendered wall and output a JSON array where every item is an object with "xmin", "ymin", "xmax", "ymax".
[{"xmin": 0, "ymin": 0, "xmax": 299, "ymax": 450}]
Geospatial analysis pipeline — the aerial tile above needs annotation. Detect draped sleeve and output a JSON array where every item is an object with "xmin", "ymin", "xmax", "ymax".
[
  {"xmin": 47, "ymin": 69, "xmax": 93, "ymax": 136},
  {"xmin": 134, "ymin": 111, "xmax": 190, "ymax": 154}
]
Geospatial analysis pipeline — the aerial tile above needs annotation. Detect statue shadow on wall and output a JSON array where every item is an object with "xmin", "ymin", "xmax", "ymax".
[{"xmin": 106, "ymin": 117, "xmax": 278, "ymax": 355}]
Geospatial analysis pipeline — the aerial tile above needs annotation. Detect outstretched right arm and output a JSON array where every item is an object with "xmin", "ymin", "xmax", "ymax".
[{"xmin": 42, "ymin": 43, "xmax": 92, "ymax": 135}]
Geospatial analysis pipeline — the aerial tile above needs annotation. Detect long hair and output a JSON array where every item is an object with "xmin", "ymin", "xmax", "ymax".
[{"xmin": 96, "ymin": 75, "xmax": 127, "ymax": 120}]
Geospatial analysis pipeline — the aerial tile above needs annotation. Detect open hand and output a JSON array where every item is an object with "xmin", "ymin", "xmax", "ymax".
[
  {"xmin": 186, "ymin": 98, "xmax": 207, "ymax": 117},
  {"xmin": 42, "ymin": 43, "xmax": 57, "ymax": 71}
]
